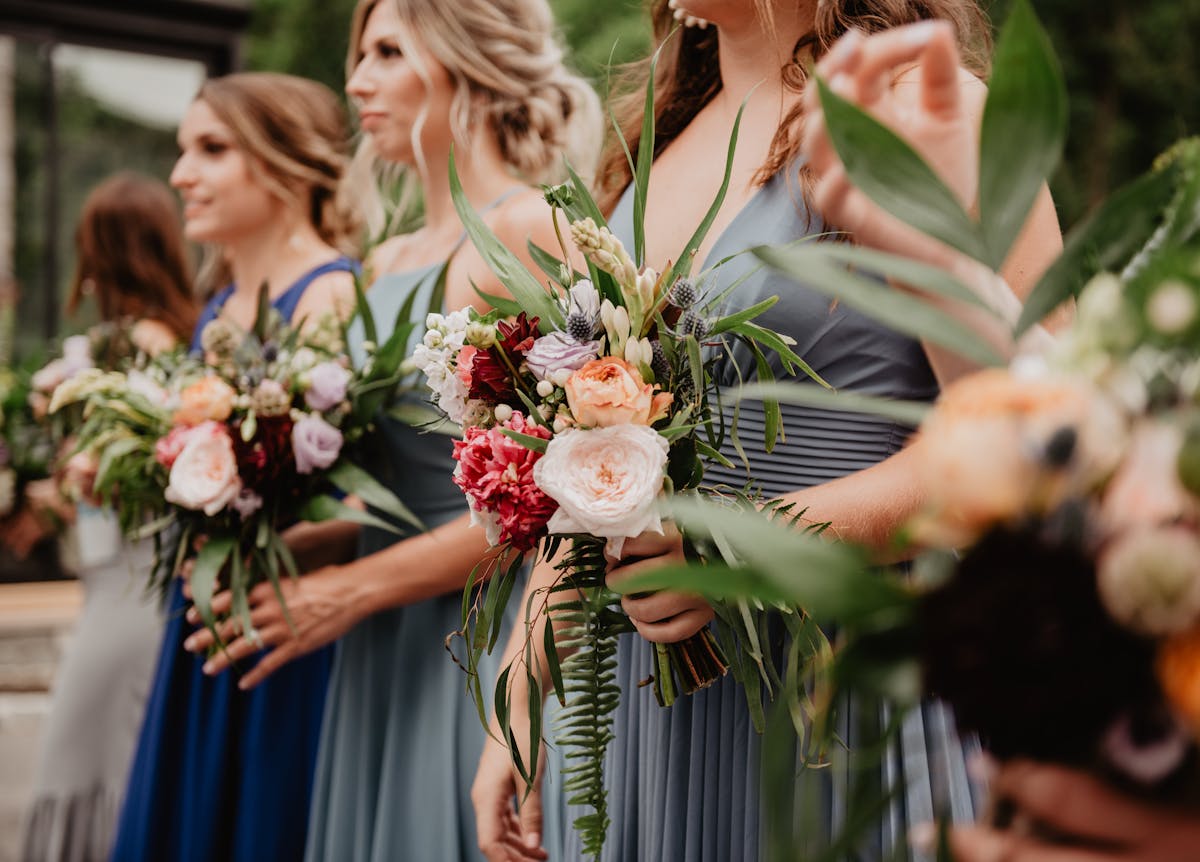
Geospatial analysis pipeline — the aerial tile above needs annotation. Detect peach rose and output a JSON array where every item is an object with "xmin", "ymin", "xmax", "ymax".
[
  {"xmin": 164, "ymin": 421, "xmax": 242, "ymax": 516},
  {"xmin": 174, "ymin": 376, "xmax": 236, "ymax": 426},
  {"xmin": 564, "ymin": 357, "xmax": 672, "ymax": 428},
  {"xmin": 913, "ymin": 368, "xmax": 1125, "ymax": 546}
]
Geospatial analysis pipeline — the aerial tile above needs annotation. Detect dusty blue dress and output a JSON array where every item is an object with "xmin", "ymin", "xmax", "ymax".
[
  {"xmin": 558, "ymin": 174, "xmax": 980, "ymax": 861},
  {"xmin": 304, "ymin": 259, "xmax": 528, "ymax": 862},
  {"xmin": 111, "ymin": 258, "xmax": 356, "ymax": 862}
]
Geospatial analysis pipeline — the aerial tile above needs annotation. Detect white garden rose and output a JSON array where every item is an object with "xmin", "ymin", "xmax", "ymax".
[
  {"xmin": 533, "ymin": 424, "xmax": 669, "ymax": 556},
  {"xmin": 164, "ymin": 421, "xmax": 242, "ymax": 516}
]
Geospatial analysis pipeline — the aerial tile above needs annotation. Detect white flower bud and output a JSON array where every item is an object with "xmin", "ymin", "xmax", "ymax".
[
  {"xmin": 423, "ymin": 329, "xmax": 443, "ymax": 348},
  {"xmin": 600, "ymin": 299, "xmax": 615, "ymax": 333},
  {"xmin": 640, "ymin": 338, "xmax": 655, "ymax": 367},
  {"xmin": 536, "ymin": 379, "xmax": 555, "ymax": 398},
  {"xmin": 426, "ymin": 312, "xmax": 445, "ymax": 330},
  {"xmin": 612, "ymin": 306, "xmax": 631, "ymax": 341},
  {"xmin": 1146, "ymin": 280, "xmax": 1197, "ymax": 335},
  {"xmin": 552, "ymin": 368, "xmax": 574, "ymax": 388},
  {"xmin": 493, "ymin": 404, "xmax": 514, "ymax": 423},
  {"xmin": 553, "ymin": 416, "xmax": 571, "ymax": 434},
  {"xmin": 466, "ymin": 321, "xmax": 497, "ymax": 349},
  {"xmin": 624, "ymin": 338, "xmax": 642, "ymax": 365}
]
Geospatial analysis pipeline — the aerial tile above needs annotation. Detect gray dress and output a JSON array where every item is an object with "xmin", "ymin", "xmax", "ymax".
[
  {"xmin": 559, "ymin": 171, "xmax": 980, "ymax": 861},
  {"xmin": 21, "ymin": 508, "xmax": 164, "ymax": 862},
  {"xmin": 304, "ymin": 266, "xmax": 523, "ymax": 862}
]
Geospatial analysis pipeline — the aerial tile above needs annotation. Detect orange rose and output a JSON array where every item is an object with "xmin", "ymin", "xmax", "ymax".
[
  {"xmin": 564, "ymin": 357, "xmax": 672, "ymax": 428},
  {"xmin": 1158, "ymin": 625, "xmax": 1200, "ymax": 733},
  {"xmin": 913, "ymin": 369, "xmax": 1125, "ymax": 546},
  {"xmin": 174, "ymin": 376, "xmax": 236, "ymax": 426}
]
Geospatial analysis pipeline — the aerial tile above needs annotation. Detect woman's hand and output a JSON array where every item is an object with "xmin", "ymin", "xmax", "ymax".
[
  {"xmin": 802, "ymin": 22, "xmax": 979, "ymax": 268},
  {"xmin": 182, "ymin": 563, "xmax": 373, "ymax": 688},
  {"xmin": 472, "ymin": 728, "xmax": 548, "ymax": 862},
  {"xmin": 950, "ymin": 760, "xmax": 1200, "ymax": 861},
  {"xmin": 59, "ymin": 452, "xmax": 101, "ymax": 507},
  {"xmin": 605, "ymin": 524, "xmax": 714, "ymax": 644}
]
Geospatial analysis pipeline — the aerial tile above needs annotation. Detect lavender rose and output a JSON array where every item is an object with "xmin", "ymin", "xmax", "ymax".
[
  {"xmin": 525, "ymin": 332, "xmax": 600, "ymax": 382},
  {"xmin": 305, "ymin": 361, "xmax": 351, "ymax": 411},
  {"xmin": 292, "ymin": 414, "xmax": 344, "ymax": 474}
]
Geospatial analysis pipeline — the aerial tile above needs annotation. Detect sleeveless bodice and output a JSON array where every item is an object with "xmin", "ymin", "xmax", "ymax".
[{"xmin": 608, "ymin": 170, "xmax": 939, "ymax": 495}]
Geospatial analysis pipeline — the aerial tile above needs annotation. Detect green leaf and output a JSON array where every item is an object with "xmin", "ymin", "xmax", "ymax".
[
  {"xmin": 498, "ymin": 428, "xmax": 549, "ymax": 454},
  {"xmin": 666, "ymin": 95, "xmax": 748, "ymax": 288},
  {"xmin": 816, "ymin": 77, "xmax": 987, "ymax": 263},
  {"xmin": 544, "ymin": 612, "xmax": 566, "ymax": 706},
  {"xmin": 527, "ymin": 240, "xmax": 575, "ymax": 287},
  {"xmin": 736, "ymin": 381, "xmax": 930, "ymax": 427},
  {"xmin": 450, "ymin": 149, "xmax": 563, "ymax": 332},
  {"xmin": 1016, "ymin": 162, "xmax": 1182, "ymax": 334},
  {"xmin": 754, "ymin": 244, "xmax": 1005, "ymax": 368},
  {"xmin": 253, "ymin": 281, "xmax": 272, "ymax": 343},
  {"xmin": 326, "ymin": 461, "xmax": 425, "ymax": 532},
  {"xmin": 727, "ymin": 321, "xmax": 828, "ymax": 387},
  {"xmin": 631, "ymin": 38, "xmax": 663, "ymax": 267},
  {"xmin": 352, "ymin": 272, "xmax": 378, "ymax": 346},
  {"xmin": 472, "ymin": 286, "xmax": 523, "ymax": 317},
  {"xmin": 296, "ymin": 494, "xmax": 406, "ymax": 534},
  {"xmin": 707, "ymin": 296, "xmax": 780, "ymax": 337},
  {"xmin": 978, "ymin": 0, "xmax": 1067, "ymax": 268},
  {"xmin": 190, "ymin": 536, "xmax": 236, "ymax": 630},
  {"xmin": 787, "ymin": 244, "xmax": 993, "ymax": 312}
]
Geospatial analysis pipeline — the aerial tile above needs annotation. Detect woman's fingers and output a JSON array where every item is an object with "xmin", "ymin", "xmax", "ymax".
[
  {"xmin": 199, "ymin": 622, "xmax": 288, "ymax": 675},
  {"xmin": 993, "ymin": 760, "xmax": 1160, "ymax": 847},
  {"xmin": 950, "ymin": 825, "xmax": 1116, "ymax": 862},
  {"xmin": 235, "ymin": 640, "xmax": 301, "ymax": 689},
  {"xmin": 845, "ymin": 20, "xmax": 960, "ymax": 114},
  {"xmin": 619, "ymin": 587, "xmax": 705, "ymax": 623},
  {"xmin": 629, "ymin": 606, "xmax": 715, "ymax": 644}
]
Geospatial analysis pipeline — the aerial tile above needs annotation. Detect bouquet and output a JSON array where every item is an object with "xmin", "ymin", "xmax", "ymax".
[
  {"xmin": 417, "ymin": 68, "xmax": 828, "ymax": 850},
  {"xmin": 51, "ymin": 287, "xmax": 424, "ymax": 641},
  {"xmin": 0, "ymin": 361, "xmax": 54, "ymax": 519}
]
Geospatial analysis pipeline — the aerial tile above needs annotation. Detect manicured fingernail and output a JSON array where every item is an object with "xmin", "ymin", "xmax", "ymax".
[
  {"xmin": 183, "ymin": 636, "xmax": 197, "ymax": 651},
  {"xmin": 829, "ymin": 73, "xmax": 852, "ymax": 96},
  {"xmin": 202, "ymin": 661, "xmax": 215, "ymax": 675},
  {"xmin": 968, "ymin": 750, "xmax": 998, "ymax": 784},
  {"xmin": 909, "ymin": 821, "xmax": 937, "ymax": 852},
  {"xmin": 823, "ymin": 29, "xmax": 862, "ymax": 68},
  {"xmin": 524, "ymin": 832, "xmax": 541, "ymax": 849},
  {"xmin": 238, "ymin": 678, "xmax": 251, "ymax": 691},
  {"xmin": 901, "ymin": 20, "xmax": 940, "ymax": 46}
]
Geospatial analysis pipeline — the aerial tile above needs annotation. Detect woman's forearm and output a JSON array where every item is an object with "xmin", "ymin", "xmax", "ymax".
[
  {"xmin": 348, "ymin": 512, "xmax": 508, "ymax": 614},
  {"xmin": 779, "ymin": 442, "xmax": 926, "ymax": 561}
]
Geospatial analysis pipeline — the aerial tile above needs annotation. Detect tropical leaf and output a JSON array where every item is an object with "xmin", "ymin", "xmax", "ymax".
[
  {"xmin": 326, "ymin": 461, "xmax": 424, "ymax": 532},
  {"xmin": 737, "ymin": 381, "xmax": 930, "ymax": 427},
  {"xmin": 978, "ymin": 0, "xmax": 1067, "ymax": 269}
]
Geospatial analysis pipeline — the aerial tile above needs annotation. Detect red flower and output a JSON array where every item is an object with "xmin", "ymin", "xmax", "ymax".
[
  {"xmin": 232, "ymin": 414, "xmax": 296, "ymax": 491},
  {"xmin": 466, "ymin": 313, "xmax": 540, "ymax": 405},
  {"xmin": 452, "ymin": 411, "xmax": 556, "ymax": 551}
]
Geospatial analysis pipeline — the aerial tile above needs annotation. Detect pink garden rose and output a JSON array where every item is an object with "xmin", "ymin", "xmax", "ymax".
[
  {"xmin": 564, "ymin": 357, "xmax": 672, "ymax": 428},
  {"xmin": 164, "ymin": 421, "xmax": 242, "ymax": 516},
  {"xmin": 532, "ymin": 423, "xmax": 669, "ymax": 557},
  {"xmin": 155, "ymin": 425, "xmax": 194, "ymax": 469},
  {"xmin": 452, "ymin": 412, "xmax": 555, "ymax": 551},
  {"xmin": 305, "ymin": 361, "xmax": 351, "ymax": 411},
  {"xmin": 292, "ymin": 414, "xmax": 344, "ymax": 475}
]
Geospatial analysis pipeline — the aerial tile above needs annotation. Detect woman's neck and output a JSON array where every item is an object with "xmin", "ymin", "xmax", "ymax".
[
  {"xmin": 223, "ymin": 214, "xmax": 335, "ymax": 299},
  {"xmin": 416, "ymin": 133, "xmax": 521, "ymax": 238},
  {"xmin": 713, "ymin": 1, "xmax": 817, "ymax": 111}
]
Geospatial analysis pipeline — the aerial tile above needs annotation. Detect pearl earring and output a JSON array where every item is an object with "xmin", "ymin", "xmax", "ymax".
[{"xmin": 667, "ymin": 0, "xmax": 710, "ymax": 29}]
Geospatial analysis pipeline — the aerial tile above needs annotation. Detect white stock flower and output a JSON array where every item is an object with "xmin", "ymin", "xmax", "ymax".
[
  {"xmin": 533, "ymin": 424, "xmax": 669, "ymax": 557},
  {"xmin": 414, "ymin": 308, "xmax": 473, "ymax": 422},
  {"xmin": 1146, "ymin": 280, "xmax": 1197, "ymax": 335}
]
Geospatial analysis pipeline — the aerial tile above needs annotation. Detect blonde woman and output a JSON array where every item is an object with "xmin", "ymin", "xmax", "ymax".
[
  {"xmin": 181, "ymin": 2, "xmax": 601, "ymax": 860},
  {"xmin": 111, "ymin": 73, "xmax": 360, "ymax": 862}
]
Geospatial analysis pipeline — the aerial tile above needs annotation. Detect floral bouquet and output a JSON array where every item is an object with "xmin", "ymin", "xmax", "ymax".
[
  {"xmin": 417, "ymin": 70, "xmax": 826, "ymax": 847},
  {"xmin": 0, "ymin": 361, "xmax": 54, "ymax": 518},
  {"xmin": 621, "ymin": 1, "xmax": 1200, "ymax": 849},
  {"xmin": 50, "ymin": 287, "xmax": 424, "ymax": 642}
]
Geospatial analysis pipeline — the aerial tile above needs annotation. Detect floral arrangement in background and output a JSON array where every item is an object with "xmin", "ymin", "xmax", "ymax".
[
  {"xmin": 0, "ymin": 362, "xmax": 53, "ymax": 519},
  {"xmin": 50, "ymin": 289, "xmax": 422, "ymax": 643}
]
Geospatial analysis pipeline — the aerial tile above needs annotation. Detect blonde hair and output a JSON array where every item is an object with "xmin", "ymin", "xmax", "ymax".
[
  {"xmin": 347, "ymin": 0, "xmax": 603, "ymax": 234},
  {"xmin": 597, "ymin": 0, "xmax": 992, "ymax": 212},
  {"xmin": 194, "ymin": 72, "xmax": 362, "ymax": 292}
]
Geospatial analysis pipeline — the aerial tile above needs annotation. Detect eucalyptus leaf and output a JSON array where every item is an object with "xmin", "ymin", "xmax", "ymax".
[
  {"xmin": 296, "ymin": 494, "xmax": 407, "ymax": 534},
  {"xmin": 754, "ymin": 244, "xmax": 1005, "ymax": 367},
  {"xmin": 737, "ymin": 381, "xmax": 930, "ymax": 427},
  {"xmin": 449, "ymin": 149, "xmax": 563, "ymax": 332},
  {"xmin": 190, "ymin": 536, "xmax": 236, "ymax": 630},
  {"xmin": 1016, "ymin": 162, "xmax": 1182, "ymax": 334},
  {"xmin": 978, "ymin": 0, "xmax": 1067, "ymax": 269}
]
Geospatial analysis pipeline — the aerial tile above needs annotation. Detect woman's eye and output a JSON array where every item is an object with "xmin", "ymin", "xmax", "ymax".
[
  {"xmin": 379, "ymin": 43, "xmax": 402, "ymax": 60},
  {"xmin": 202, "ymin": 142, "xmax": 228, "ymax": 156}
]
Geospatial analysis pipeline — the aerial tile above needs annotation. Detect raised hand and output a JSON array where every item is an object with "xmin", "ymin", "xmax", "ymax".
[{"xmin": 802, "ymin": 21, "xmax": 983, "ymax": 268}]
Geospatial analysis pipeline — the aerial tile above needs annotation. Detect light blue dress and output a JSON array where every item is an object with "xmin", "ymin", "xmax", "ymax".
[
  {"xmin": 558, "ymin": 172, "xmax": 980, "ymax": 861},
  {"xmin": 304, "ymin": 262, "xmax": 527, "ymax": 862}
]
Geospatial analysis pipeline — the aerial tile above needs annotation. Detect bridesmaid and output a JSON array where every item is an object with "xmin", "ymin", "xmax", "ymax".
[
  {"xmin": 184, "ymin": 1, "xmax": 602, "ymax": 859},
  {"xmin": 472, "ymin": 3, "xmax": 1064, "ymax": 861},
  {"xmin": 110, "ymin": 73, "xmax": 360, "ymax": 862},
  {"xmin": 18, "ymin": 172, "xmax": 196, "ymax": 862}
]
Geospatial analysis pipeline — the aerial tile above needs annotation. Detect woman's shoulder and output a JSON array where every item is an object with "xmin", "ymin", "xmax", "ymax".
[
  {"xmin": 293, "ymin": 263, "xmax": 358, "ymax": 324},
  {"xmin": 484, "ymin": 188, "xmax": 560, "ymax": 248}
]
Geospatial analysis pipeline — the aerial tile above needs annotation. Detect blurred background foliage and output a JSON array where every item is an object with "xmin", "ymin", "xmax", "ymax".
[{"xmin": 245, "ymin": 0, "xmax": 1200, "ymax": 229}]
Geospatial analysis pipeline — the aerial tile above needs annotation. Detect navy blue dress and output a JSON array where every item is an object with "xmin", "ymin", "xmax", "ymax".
[{"xmin": 111, "ymin": 259, "xmax": 357, "ymax": 862}]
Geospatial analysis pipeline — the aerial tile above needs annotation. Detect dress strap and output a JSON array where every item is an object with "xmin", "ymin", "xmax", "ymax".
[{"xmin": 272, "ymin": 257, "xmax": 360, "ymax": 323}]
